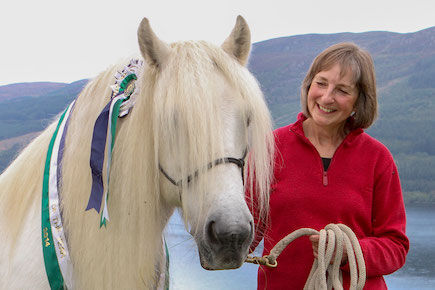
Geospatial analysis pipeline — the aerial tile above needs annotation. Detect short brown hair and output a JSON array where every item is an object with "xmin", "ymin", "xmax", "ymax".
[{"xmin": 301, "ymin": 42, "xmax": 377, "ymax": 129}]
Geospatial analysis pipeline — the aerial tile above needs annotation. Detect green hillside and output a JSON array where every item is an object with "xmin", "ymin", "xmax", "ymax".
[
  {"xmin": 0, "ymin": 80, "xmax": 87, "ymax": 140},
  {"xmin": 0, "ymin": 27, "xmax": 434, "ymax": 204}
]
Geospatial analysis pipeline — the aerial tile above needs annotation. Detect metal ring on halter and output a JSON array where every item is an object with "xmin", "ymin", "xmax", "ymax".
[{"xmin": 159, "ymin": 148, "xmax": 248, "ymax": 188}]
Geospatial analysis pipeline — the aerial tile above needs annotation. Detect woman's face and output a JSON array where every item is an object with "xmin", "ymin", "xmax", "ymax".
[{"xmin": 307, "ymin": 64, "xmax": 358, "ymax": 132}]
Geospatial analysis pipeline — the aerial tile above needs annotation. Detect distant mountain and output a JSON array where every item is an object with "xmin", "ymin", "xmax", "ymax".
[
  {"xmin": 0, "ymin": 82, "xmax": 67, "ymax": 101},
  {"xmin": 249, "ymin": 26, "xmax": 435, "ymax": 106},
  {"xmin": 0, "ymin": 79, "xmax": 88, "ymax": 102},
  {"xmin": 43, "ymin": 79, "xmax": 90, "ymax": 98},
  {"xmin": 0, "ymin": 79, "xmax": 88, "ymax": 140},
  {"xmin": 0, "ymin": 27, "xmax": 434, "ymax": 203}
]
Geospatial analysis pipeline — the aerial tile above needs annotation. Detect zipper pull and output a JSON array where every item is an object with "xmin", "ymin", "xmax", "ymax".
[{"xmin": 323, "ymin": 171, "xmax": 328, "ymax": 186}]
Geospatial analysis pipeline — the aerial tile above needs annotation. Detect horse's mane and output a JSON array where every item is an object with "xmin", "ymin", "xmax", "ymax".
[{"xmin": 0, "ymin": 39, "xmax": 274, "ymax": 288}]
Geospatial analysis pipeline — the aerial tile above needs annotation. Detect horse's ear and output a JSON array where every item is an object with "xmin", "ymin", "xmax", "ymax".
[
  {"xmin": 137, "ymin": 18, "xmax": 170, "ymax": 68},
  {"xmin": 221, "ymin": 15, "xmax": 251, "ymax": 66}
]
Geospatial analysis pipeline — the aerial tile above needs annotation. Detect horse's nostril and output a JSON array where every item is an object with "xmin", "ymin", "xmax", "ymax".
[
  {"xmin": 206, "ymin": 218, "xmax": 251, "ymax": 248},
  {"xmin": 207, "ymin": 220, "xmax": 219, "ymax": 244}
]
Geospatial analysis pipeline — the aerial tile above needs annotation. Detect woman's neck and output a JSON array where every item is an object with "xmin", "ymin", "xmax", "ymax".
[{"xmin": 302, "ymin": 118, "xmax": 346, "ymax": 157}]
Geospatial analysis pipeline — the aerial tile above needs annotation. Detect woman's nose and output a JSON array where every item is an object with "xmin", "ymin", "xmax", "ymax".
[{"xmin": 321, "ymin": 86, "xmax": 335, "ymax": 103}]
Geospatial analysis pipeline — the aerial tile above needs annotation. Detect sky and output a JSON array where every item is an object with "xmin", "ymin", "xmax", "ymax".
[{"xmin": 1, "ymin": 0, "xmax": 434, "ymax": 86}]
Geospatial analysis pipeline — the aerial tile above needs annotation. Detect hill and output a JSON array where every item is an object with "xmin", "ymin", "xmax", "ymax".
[
  {"xmin": 0, "ymin": 27, "xmax": 434, "ymax": 203},
  {"xmin": 249, "ymin": 26, "xmax": 435, "ymax": 105},
  {"xmin": 0, "ymin": 82, "xmax": 67, "ymax": 101},
  {"xmin": 0, "ymin": 79, "xmax": 88, "ymax": 140}
]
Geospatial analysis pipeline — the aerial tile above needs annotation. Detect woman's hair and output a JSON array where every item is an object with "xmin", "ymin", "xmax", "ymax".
[{"xmin": 301, "ymin": 42, "xmax": 377, "ymax": 129}]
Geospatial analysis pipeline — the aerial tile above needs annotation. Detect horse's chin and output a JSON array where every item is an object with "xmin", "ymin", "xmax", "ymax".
[{"xmin": 197, "ymin": 241, "xmax": 248, "ymax": 270}]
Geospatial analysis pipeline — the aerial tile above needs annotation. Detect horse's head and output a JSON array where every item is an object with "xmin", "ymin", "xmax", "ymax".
[{"xmin": 136, "ymin": 16, "xmax": 274, "ymax": 270}]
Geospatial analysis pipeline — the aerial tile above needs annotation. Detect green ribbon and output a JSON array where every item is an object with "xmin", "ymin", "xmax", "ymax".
[
  {"xmin": 164, "ymin": 240, "xmax": 170, "ymax": 290},
  {"xmin": 41, "ymin": 107, "xmax": 69, "ymax": 290},
  {"xmin": 119, "ymin": 73, "xmax": 137, "ymax": 94},
  {"xmin": 99, "ymin": 96, "xmax": 127, "ymax": 227}
]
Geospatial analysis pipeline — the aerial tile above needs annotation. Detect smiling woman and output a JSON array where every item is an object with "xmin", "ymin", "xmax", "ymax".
[{"xmin": 248, "ymin": 42, "xmax": 409, "ymax": 289}]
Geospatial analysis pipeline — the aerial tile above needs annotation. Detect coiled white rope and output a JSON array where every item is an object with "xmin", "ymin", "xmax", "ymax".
[{"xmin": 246, "ymin": 223, "xmax": 366, "ymax": 290}]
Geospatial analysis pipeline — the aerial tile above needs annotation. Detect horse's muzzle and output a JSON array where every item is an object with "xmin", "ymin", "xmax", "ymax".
[{"xmin": 198, "ymin": 216, "xmax": 254, "ymax": 270}]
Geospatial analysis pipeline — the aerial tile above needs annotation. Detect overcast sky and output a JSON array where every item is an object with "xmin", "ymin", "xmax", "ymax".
[{"xmin": 1, "ymin": 0, "xmax": 434, "ymax": 86}]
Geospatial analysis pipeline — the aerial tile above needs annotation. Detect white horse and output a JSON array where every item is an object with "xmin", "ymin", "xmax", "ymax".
[{"xmin": 0, "ymin": 16, "xmax": 274, "ymax": 289}]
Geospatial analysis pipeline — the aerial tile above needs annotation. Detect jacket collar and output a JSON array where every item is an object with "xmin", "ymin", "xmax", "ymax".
[{"xmin": 289, "ymin": 112, "xmax": 364, "ymax": 144}]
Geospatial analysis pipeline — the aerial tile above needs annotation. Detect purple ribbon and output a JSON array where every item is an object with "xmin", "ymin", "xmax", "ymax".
[
  {"xmin": 57, "ymin": 101, "xmax": 76, "ymax": 216},
  {"xmin": 86, "ymin": 101, "xmax": 112, "ymax": 212}
]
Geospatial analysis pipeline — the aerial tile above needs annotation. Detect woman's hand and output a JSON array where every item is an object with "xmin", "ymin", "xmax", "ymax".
[{"xmin": 309, "ymin": 234, "xmax": 348, "ymax": 265}]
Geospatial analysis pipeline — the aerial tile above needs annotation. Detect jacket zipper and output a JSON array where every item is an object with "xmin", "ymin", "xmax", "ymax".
[
  {"xmin": 323, "ymin": 171, "xmax": 328, "ymax": 186},
  {"xmin": 289, "ymin": 117, "xmax": 362, "ymax": 188},
  {"xmin": 290, "ymin": 128, "xmax": 349, "ymax": 187}
]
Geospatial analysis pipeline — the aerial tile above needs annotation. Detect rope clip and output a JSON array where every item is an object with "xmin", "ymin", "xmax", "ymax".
[{"xmin": 245, "ymin": 255, "xmax": 278, "ymax": 268}]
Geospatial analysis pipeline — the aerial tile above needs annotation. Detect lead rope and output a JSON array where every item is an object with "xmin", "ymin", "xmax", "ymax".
[{"xmin": 245, "ymin": 223, "xmax": 366, "ymax": 290}]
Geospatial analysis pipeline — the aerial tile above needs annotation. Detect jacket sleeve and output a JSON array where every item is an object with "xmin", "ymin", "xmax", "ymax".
[{"xmin": 356, "ymin": 157, "xmax": 409, "ymax": 277}]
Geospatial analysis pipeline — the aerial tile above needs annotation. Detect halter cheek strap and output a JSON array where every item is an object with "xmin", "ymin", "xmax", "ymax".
[{"xmin": 159, "ymin": 148, "xmax": 247, "ymax": 188}]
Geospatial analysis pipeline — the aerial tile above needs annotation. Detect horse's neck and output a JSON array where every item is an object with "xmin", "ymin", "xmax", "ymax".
[
  {"xmin": 60, "ymin": 159, "xmax": 170, "ymax": 286},
  {"xmin": 61, "ymin": 182, "xmax": 173, "ymax": 288}
]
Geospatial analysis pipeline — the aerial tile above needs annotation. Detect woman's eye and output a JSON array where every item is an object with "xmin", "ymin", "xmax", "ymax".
[
  {"xmin": 316, "ymin": 81, "xmax": 326, "ymax": 87},
  {"xmin": 338, "ymin": 89, "xmax": 349, "ymax": 95}
]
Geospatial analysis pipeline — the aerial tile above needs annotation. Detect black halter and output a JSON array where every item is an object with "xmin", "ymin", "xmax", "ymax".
[{"xmin": 159, "ymin": 149, "xmax": 247, "ymax": 187}]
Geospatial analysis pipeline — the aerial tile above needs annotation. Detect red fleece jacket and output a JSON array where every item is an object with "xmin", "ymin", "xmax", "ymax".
[{"xmin": 250, "ymin": 113, "xmax": 409, "ymax": 289}]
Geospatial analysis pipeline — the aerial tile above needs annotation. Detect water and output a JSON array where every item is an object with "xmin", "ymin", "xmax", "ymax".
[
  {"xmin": 165, "ymin": 206, "xmax": 435, "ymax": 289},
  {"xmin": 385, "ymin": 206, "xmax": 435, "ymax": 289}
]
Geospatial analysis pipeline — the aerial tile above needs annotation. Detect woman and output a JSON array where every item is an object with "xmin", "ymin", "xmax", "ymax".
[{"xmin": 249, "ymin": 43, "xmax": 409, "ymax": 289}]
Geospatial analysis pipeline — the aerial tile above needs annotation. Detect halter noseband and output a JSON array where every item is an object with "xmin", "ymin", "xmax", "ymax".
[{"xmin": 159, "ymin": 149, "xmax": 248, "ymax": 188}]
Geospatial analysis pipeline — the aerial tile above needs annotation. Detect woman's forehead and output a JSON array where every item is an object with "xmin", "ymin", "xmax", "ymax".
[
  {"xmin": 315, "ymin": 64, "xmax": 357, "ymax": 87},
  {"xmin": 317, "ymin": 57, "xmax": 360, "ymax": 83}
]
